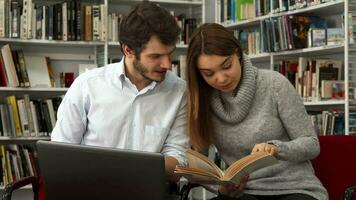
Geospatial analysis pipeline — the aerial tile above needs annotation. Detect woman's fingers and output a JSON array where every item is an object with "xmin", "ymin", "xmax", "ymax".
[{"xmin": 251, "ymin": 143, "xmax": 278, "ymax": 156}]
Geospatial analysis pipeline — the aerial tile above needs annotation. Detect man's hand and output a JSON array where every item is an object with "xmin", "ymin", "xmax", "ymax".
[
  {"xmin": 218, "ymin": 176, "xmax": 248, "ymax": 198},
  {"xmin": 251, "ymin": 143, "xmax": 278, "ymax": 156}
]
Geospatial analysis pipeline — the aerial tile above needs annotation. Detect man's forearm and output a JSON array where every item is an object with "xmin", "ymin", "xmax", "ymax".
[{"xmin": 165, "ymin": 156, "xmax": 181, "ymax": 182}]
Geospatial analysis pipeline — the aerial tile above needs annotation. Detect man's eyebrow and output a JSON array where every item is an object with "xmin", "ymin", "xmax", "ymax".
[{"xmin": 147, "ymin": 48, "xmax": 176, "ymax": 57}]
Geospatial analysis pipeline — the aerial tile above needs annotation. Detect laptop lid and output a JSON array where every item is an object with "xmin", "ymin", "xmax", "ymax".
[{"xmin": 36, "ymin": 140, "xmax": 166, "ymax": 200}]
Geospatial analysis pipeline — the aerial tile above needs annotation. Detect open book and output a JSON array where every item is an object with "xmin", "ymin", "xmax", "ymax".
[{"xmin": 175, "ymin": 149, "xmax": 278, "ymax": 185}]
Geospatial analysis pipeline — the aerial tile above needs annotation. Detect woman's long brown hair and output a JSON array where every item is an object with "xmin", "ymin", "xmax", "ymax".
[{"xmin": 186, "ymin": 23, "xmax": 243, "ymax": 152}]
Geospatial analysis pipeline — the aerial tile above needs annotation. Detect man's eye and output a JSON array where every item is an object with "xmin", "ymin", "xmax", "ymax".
[{"xmin": 151, "ymin": 55, "xmax": 160, "ymax": 59}]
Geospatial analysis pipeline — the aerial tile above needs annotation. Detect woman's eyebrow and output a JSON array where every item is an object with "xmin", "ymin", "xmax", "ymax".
[
  {"xmin": 220, "ymin": 56, "xmax": 232, "ymax": 66},
  {"xmin": 199, "ymin": 56, "xmax": 232, "ymax": 70}
]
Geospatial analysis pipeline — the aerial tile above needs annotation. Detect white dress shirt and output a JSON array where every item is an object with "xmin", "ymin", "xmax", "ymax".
[{"xmin": 51, "ymin": 57, "xmax": 189, "ymax": 165}]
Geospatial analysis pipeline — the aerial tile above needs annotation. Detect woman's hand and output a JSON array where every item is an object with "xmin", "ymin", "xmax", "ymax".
[
  {"xmin": 251, "ymin": 143, "xmax": 278, "ymax": 156},
  {"xmin": 218, "ymin": 176, "xmax": 248, "ymax": 198}
]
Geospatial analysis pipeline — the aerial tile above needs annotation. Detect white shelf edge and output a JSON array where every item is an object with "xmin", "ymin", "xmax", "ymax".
[
  {"xmin": 246, "ymin": 45, "xmax": 344, "ymax": 59},
  {"xmin": 0, "ymin": 38, "xmax": 105, "ymax": 46},
  {"xmin": 272, "ymin": 44, "xmax": 344, "ymax": 56},
  {"xmin": 150, "ymin": 0, "xmax": 203, "ymax": 5},
  {"xmin": 108, "ymin": 0, "xmax": 202, "ymax": 5},
  {"xmin": 0, "ymin": 136, "xmax": 50, "ymax": 141},
  {"xmin": 108, "ymin": 42, "xmax": 188, "ymax": 49},
  {"xmin": 223, "ymin": 0, "xmax": 344, "ymax": 28},
  {"xmin": 273, "ymin": 0, "xmax": 344, "ymax": 17},
  {"xmin": 176, "ymin": 44, "xmax": 188, "ymax": 48},
  {"xmin": 224, "ymin": 15, "xmax": 270, "ymax": 28},
  {"xmin": 248, "ymin": 53, "xmax": 271, "ymax": 60},
  {"xmin": 0, "ymin": 87, "xmax": 68, "ymax": 92},
  {"xmin": 0, "ymin": 185, "xmax": 33, "ymax": 190},
  {"xmin": 304, "ymin": 100, "xmax": 345, "ymax": 106}
]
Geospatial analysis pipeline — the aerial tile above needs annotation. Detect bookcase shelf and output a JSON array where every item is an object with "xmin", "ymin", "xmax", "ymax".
[
  {"xmin": 0, "ymin": 185, "xmax": 32, "ymax": 190},
  {"xmin": 215, "ymin": 0, "xmax": 352, "ymax": 136},
  {"xmin": 304, "ymin": 100, "xmax": 345, "ymax": 106},
  {"xmin": 108, "ymin": 0, "xmax": 203, "ymax": 6},
  {"xmin": 222, "ymin": 0, "xmax": 344, "ymax": 29},
  {"xmin": 272, "ymin": 0, "xmax": 344, "ymax": 16},
  {"xmin": 0, "ymin": 38, "xmax": 105, "ymax": 47},
  {"xmin": 0, "ymin": 1, "xmax": 206, "ymax": 196},
  {"xmin": 0, "ymin": 136, "xmax": 50, "ymax": 142},
  {"xmin": 248, "ymin": 53, "xmax": 271, "ymax": 62},
  {"xmin": 108, "ymin": 41, "xmax": 188, "ymax": 49},
  {"xmin": 272, "ymin": 44, "xmax": 344, "ymax": 57},
  {"xmin": 0, "ymin": 87, "xmax": 68, "ymax": 92}
]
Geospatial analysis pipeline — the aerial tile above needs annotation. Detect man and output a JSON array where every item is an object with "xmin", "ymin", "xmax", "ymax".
[{"xmin": 51, "ymin": 1, "xmax": 188, "ymax": 182}]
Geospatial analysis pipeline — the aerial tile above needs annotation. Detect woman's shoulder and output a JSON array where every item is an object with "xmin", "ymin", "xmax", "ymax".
[{"xmin": 257, "ymin": 69, "xmax": 289, "ymax": 85}]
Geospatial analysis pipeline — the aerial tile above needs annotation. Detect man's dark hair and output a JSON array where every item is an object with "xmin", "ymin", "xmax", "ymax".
[{"xmin": 119, "ymin": 1, "xmax": 180, "ymax": 57}]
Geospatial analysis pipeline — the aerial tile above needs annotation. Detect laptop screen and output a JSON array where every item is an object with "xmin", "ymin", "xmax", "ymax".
[{"xmin": 37, "ymin": 140, "xmax": 166, "ymax": 200}]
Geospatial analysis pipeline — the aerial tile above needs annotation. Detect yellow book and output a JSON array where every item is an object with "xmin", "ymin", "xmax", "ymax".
[
  {"xmin": 6, "ymin": 95, "xmax": 22, "ymax": 136},
  {"xmin": 175, "ymin": 149, "xmax": 278, "ymax": 185},
  {"xmin": 0, "ymin": 145, "xmax": 9, "ymax": 185}
]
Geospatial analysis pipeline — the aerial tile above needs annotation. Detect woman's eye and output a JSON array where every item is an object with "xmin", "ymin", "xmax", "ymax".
[
  {"xmin": 203, "ymin": 72, "xmax": 213, "ymax": 77},
  {"xmin": 223, "ymin": 64, "xmax": 231, "ymax": 69}
]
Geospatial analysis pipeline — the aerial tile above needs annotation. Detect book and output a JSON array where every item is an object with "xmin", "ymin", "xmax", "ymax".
[
  {"xmin": 174, "ymin": 149, "xmax": 278, "ymax": 185},
  {"xmin": 23, "ymin": 55, "xmax": 51, "ymax": 88}
]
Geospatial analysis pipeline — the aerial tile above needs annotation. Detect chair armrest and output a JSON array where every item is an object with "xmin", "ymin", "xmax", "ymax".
[
  {"xmin": 344, "ymin": 185, "xmax": 356, "ymax": 200},
  {"xmin": 1, "ymin": 176, "xmax": 39, "ymax": 200},
  {"xmin": 179, "ymin": 183, "xmax": 201, "ymax": 200}
]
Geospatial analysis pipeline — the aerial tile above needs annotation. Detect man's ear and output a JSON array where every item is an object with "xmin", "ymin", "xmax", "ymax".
[{"xmin": 123, "ymin": 45, "xmax": 135, "ymax": 59}]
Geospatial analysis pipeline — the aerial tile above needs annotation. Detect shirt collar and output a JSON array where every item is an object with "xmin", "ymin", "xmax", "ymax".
[{"xmin": 117, "ymin": 56, "xmax": 158, "ymax": 91}]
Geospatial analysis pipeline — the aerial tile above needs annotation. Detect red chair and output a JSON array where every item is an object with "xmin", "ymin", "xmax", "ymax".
[
  {"xmin": 178, "ymin": 135, "xmax": 356, "ymax": 200},
  {"xmin": 311, "ymin": 135, "xmax": 356, "ymax": 200},
  {"xmin": 2, "ymin": 176, "xmax": 45, "ymax": 200}
]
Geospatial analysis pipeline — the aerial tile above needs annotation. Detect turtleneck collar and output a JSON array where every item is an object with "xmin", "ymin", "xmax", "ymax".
[{"xmin": 210, "ymin": 55, "xmax": 258, "ymax": 124}]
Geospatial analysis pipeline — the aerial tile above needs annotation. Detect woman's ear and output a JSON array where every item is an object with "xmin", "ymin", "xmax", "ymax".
[{"xmin": 122, "ymin": 45, "xmax": 135, "ymax": 59}]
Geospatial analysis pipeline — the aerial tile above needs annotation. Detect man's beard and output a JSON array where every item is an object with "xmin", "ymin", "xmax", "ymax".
[{"xmin": 133, "ymin": 59, "xmax": 165, "ymax": 82}]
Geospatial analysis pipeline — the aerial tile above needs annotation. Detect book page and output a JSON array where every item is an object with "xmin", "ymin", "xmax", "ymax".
[
  {"xmin": 175, "ymin": 166, "xmax": 222, "ymax": 184},
  {"xmin": 224, "ymin": 152, "xmax": 278, "ymax": 185},
  {"xmin": 186, "ymin": 149, "xmax": 224, "ymax": 178}
]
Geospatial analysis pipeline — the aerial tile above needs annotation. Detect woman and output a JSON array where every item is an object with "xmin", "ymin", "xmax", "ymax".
[{"xmin": 186, "ymin": 23, "xmax": 328, "ymax": 200}]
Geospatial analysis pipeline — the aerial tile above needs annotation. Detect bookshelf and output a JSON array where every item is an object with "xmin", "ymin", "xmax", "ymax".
[
  {"xmin": 214, "ymin": 0, "xmax": 355, "ymax": 136},
  {"xmin": 0, "ymin": 0, "xmax": 206, "ymax": 196}
]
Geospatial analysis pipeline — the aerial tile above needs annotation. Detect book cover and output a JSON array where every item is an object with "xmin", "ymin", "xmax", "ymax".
[{"xmin": 23, "ymin": 55, "xmax": 51, "ymax": 88}]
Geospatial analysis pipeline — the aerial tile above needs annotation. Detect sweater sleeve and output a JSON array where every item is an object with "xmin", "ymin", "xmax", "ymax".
[{"xmin": 267, "ymin": 72, "xmax": 320, "ymax": 162}]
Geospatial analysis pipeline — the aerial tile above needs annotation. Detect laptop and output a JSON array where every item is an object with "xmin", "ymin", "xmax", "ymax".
[{"xmin": 36, "ymin": 140, "xmax": 166, "ymax": 200}]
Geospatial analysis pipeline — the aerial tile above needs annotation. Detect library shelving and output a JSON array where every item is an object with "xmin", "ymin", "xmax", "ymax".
[
  {"xmin": 0, "ymin": 0, "xmax": 206, "ymax": 196},
  {"xmin": 215, "ymin": 0, "xmax": 356, "ymax": 136}
]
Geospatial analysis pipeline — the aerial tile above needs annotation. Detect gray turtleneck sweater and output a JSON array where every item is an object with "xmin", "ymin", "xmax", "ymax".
[{"xmin": 210, "ymin": 56, "xmax": 328, "ymax": 200}]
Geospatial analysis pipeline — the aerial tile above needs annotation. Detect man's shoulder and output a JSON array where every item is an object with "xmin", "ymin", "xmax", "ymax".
[
  {"xmin": 164, "ymin": 71, "xmax": 186, "ymax": 91},
  {"xmin": 75, "ymin": 62, "xmax": 118, "ymax": 83}
]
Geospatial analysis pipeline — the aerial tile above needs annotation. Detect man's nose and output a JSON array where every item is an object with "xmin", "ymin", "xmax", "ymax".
[{"xmin": 160, "ymin": 56, "xmax": 172, "ymax": 69}]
